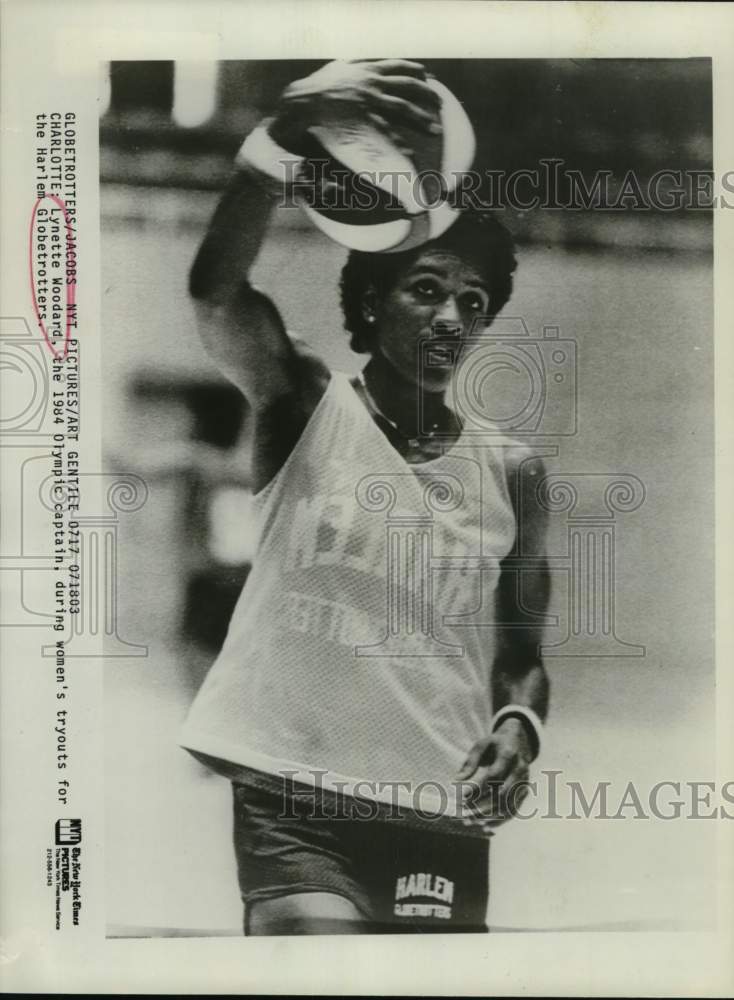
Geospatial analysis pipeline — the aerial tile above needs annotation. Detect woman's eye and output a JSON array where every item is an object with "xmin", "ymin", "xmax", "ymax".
[
  {"xmin": 463, "ymin": 293, "xmax": 487, "ymax": 312},
  {"xmin": 414, "ymin": 281, "xmax": 439, "ymax": 299}
]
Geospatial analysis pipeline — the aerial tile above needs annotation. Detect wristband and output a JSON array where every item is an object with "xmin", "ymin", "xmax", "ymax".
[
  {"xmin": 491, "ymin": 704, "xmax": 543, "ymax": 761},
  {"xmin": 234, "ymin": 120, "xmax": 304, "ymax": 188}
]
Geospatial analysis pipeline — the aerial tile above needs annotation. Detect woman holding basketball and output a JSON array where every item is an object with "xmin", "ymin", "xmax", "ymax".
[{"xmin": 180, "ymin": 59, "xmax": 550, "ymax": 935}]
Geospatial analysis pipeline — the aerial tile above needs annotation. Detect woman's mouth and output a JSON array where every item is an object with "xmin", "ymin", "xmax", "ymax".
[
  {"xmin": 423, "ymin": 330, "xmax": 464, "ymax": 370},
  {"xmin": 425, "ymin": 343, "xmax": 458, "ymax": 368}
]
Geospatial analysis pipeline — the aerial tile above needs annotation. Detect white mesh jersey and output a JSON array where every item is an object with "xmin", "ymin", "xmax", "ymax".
[{"xmin": 179, "ymin": 371, "xmax": 517, "ymax": 817}]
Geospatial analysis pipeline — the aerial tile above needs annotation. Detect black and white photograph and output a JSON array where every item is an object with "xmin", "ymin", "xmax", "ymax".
[
  {"xmin": 101, "ymin": 55, "xmax": 717, "ymax": 936},
  {"xmin": 1, "ymin": 1, "xmax": 733, "ymax": 994}
]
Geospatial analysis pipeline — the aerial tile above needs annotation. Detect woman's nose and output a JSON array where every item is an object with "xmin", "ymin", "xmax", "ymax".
[{"xmin": 433, "ymin": 296, "xmax": 461, "ymax": 327}]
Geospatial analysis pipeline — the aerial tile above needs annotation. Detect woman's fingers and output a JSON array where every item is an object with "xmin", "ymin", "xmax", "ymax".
[
  {"xmin": 365, "ymin": 112, "xmax": 414, "ymax": 156},
  {"xmin": 369, "ymin": 59, "xmax": 428, "ymax": 78},
  {"xmin": 365, "ymin": 88, "xmax": 442, "ymax": 134},
  {"xmin": 372, "ymin": 74, "xmax": 442, "ymax": 107},
  {"xmin": 499, "ymin": 763, "xmax": 530, "ymax": 800},
  {"xmin": 463, "ymin": 761, "xmax": 530, "ymax": 821},
  {"xmin": 283, "ymin": 61, "xmax": 442, "ymax": 139},
  {"xmin": 476, "ymin": 748, "xmax": 517, "ymax": 785},
  {"xmin": 503, "ymin": 779, "xmax": 531, "ymax": 816}
]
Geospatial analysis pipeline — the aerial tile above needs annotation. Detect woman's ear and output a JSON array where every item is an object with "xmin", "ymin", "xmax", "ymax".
[{"xmin": 361, "ymin": 286, "xmax": 378, "ymax": 327}]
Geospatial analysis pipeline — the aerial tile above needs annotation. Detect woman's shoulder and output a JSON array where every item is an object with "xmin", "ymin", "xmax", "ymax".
[
  {"xmin": 450, "ymin": 409, "xmax": 545, "ymax": 478},
  {"xmin": 501, "ymin": 437, "xmax": 547, "ymax": 480},
  {"xmin": 286, "ymin": 332, "xmax": 332, "ymax": 399},
  {"xmin": 453, "ymin": 422, "xmax": 548, "ymax": 518},
  {"xmin": 496, "ymin": 437, "xmax": 549, "ymax": 532}
]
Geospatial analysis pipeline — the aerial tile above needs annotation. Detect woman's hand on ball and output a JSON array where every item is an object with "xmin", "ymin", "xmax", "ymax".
[{"xmin": 269, "ymin": 59, "xmax": 442, "ymax": 154}]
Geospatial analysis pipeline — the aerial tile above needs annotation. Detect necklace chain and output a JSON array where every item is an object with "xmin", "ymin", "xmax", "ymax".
[{"xmin": 357, "ymin": 371, "xmax": 442, "ymax": 447}]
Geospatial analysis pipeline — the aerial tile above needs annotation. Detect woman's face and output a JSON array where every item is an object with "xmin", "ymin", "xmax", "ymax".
[{"xmin": 366, "ymin": 248, "xmax": 492, "ymax": 391}]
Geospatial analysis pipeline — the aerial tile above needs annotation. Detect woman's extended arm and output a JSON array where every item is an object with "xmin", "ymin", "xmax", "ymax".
[
  {"xmin": 188, "ymin": 60, "xmax": 441, "ymax": 486},
  {"xmin": 188, "ymin": 163, "xmax": 309, "ymax": 409},
  {"xmin": 456, "ymin": 448, "xmax": 551, "ymax": 823}
]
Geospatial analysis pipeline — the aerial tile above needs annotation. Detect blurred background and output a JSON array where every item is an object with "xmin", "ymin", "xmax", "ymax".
[{"xmin": 101, "ymin": 59, "xmax": 715, "ymax": 936}]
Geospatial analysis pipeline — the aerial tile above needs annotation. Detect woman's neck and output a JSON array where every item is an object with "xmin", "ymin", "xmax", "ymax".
[{"xmin": 361, "ymin": 354, "xmax": 448, "ymax": 437}]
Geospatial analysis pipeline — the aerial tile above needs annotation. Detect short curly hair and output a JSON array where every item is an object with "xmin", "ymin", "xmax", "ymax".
[{"xmin": 339, "ymin": 210, "xmax": 518, "ymax": 354}]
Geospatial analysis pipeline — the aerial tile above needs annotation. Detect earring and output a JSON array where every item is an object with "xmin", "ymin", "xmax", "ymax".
[{"xmin": 367, "ymin": 315, "xmax": 375, "ymax": 324}]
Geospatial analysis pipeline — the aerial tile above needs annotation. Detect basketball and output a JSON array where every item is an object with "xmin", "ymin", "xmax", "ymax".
[{"xmin": 299, "ymin": 77, "xmax": 476, "ymax": 253}]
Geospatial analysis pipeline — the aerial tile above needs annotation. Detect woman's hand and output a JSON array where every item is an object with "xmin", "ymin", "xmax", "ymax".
[
  {"xmin": 455, "ymin": 718, "xmax": 534, "ymax": 829},
  {"xmin": 268, "ymin": 59, "xmax": 442, "ymax": 155}
]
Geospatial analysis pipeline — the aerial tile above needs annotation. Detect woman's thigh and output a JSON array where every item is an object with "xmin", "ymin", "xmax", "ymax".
[
  {"xmin": 246, "ymin": 891, "xmax": 370, "ymax": 935},
  {"xmin": 232, "ymin": 780, "xmax": 490, "ymax": 935},
  {"xmin": 232, "ymin": 781, "xmax": 373, "ymax": 929}
]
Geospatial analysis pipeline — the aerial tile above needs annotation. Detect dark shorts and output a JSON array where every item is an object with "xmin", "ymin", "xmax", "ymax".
[{"xmin": 232, "ymin": 780, "xmax": 490, "ymax": 934}]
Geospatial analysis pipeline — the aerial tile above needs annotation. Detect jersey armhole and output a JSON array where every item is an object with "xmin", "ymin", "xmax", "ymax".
[{"xmin": 250, "ymin": 369, "xmax": 338, "ymax": 504}]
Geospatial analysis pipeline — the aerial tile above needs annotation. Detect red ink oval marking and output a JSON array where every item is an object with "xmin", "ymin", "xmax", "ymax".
[{"xmin": 29, "ymin": 194, "xmax": 77, "ymax": 360}]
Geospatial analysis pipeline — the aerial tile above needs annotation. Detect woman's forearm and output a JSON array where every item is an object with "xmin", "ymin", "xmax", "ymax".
[
  {"xmin": 189, "ymin": 165, "xmax": 277, "ymax": 305},
  {"xmin": 491, "ymin": 657, "xmax": 549, "ymax": 720}
]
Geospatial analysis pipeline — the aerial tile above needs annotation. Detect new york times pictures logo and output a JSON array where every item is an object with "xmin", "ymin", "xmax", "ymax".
[
  {"xmin": 55, "ymin": 817, "xmax": 81, "ymax": 844},
  {"xmin": 50, "ymin": 818, "xmax": 82, "ymax": 928}
]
